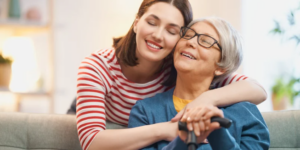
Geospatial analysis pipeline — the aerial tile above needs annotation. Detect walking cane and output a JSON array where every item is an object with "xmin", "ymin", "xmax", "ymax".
[{"xmin": 178, "ymin": 117, "xmax": 232, "ymax": 150}]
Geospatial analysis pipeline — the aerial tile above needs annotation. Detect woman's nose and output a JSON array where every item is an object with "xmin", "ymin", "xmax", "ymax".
[
  {"xmin": 152, "ymin": 28, "xmax": 163, "ymax": 42},
  {"xmin": 186, "ymin": 36, "xmax": 197, "ymax": 49}
]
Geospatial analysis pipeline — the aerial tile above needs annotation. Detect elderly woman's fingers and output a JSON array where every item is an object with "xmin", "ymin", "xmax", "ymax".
[
  {"xmin": 203, "ymin": 118, "xmax": 211, "ymax": 131},
  {"xmin": 193, "ymin": 121, "xmax": 201, "ymax": 136},
  {"xmin": 194, "ymin": 107, "xmax": 211, "ymax": 130},
  {"xmin": 186, "ymin": 108, "xmax": 200, "ymax": 131},
  {"xmin": 195, "ymin": 122, "xmax": 221, "ymax": 144},
  {"xmin": 204, "ymin": 107, "xmax": 224, "ymax": 121},
  {"xmin": 181, "ymin": 105, "xmax": 222, "ymax": 134},
  {"xmin": 192, "ymin": 105, "xmax": 211, "ymax": 121},
  {"xmin": 180, "ymin": 108, "xmax": 191, "ymax": 122},
  {"xmin": 198, "ymin": 119, "xmax": 206, "ymax": 132},
  {"xmin": 191, "ymin": 118, "xmax": 206, "ymax": 136},
  {"xmin": 191, "ymin": 106, "xmax": 219, "ymax": 132},
  {"xmin": 187, "ymin": 107, "xmax": 202, "ymax": 121}
]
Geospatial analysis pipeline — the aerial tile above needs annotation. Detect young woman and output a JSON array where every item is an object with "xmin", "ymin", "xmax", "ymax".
[
  {"xmin": 128, "ymin": 17, "xmax": 270, "ymax": 150},
  {"xmin": 76, "ymin": 0, "xmax": 267, "ymax": 150}
]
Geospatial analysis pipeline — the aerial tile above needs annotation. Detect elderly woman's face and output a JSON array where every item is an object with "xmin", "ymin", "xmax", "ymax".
[{"xmin": 173, "ymin": 21, "xmax": 222, "ymax": 76}]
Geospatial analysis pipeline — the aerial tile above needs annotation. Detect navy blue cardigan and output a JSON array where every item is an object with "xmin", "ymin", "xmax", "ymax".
[{"xmin": 128, "ymin": 88, "xmax": 270, "ymax": 150}]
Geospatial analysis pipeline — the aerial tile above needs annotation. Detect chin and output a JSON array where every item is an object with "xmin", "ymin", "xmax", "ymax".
[
  {"xmin": 142, "ymin": 52, "xmax": 164, "ymax": 62},
  {"xmin": 174, "ymin": 63, "xmax": 192, "ymax": 73}
]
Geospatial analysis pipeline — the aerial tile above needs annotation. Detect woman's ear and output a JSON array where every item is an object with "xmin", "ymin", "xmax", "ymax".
[
  {"xmin": 133, "ymin": 18, "xmax": 140, "ymax": 33},
  {"xmin": 215, "ymin": 68, "xmax": 226, "ymax": 76}
]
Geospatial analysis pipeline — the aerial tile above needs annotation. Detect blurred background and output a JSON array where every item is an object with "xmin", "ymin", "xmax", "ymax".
[{"xmin": 0, "ymin": 0, "xmax": 299, "ymax": 114}]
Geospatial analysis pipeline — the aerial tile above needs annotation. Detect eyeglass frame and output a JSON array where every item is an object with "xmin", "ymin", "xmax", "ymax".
[{"xmin": 179, "ymin": 26, "xmax": 222, "ymax": 51}]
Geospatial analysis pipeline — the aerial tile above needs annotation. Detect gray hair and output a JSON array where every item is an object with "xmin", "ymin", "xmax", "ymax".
[{"xmin": 187, "ymin": 17, "xmax": 243, "ymax": 85}]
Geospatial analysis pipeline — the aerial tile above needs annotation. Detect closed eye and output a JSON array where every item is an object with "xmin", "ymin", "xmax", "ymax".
[
  {"xmin": 168, "ymin": 29, "xmax": 179, "ymax": 35},
  {"xmin": 200, "ymin": 39, "xmax": 213, "ymax": 45},
  {"xmin": 148, "ymin": 21, "xmax": 156, "ymax": 26}
]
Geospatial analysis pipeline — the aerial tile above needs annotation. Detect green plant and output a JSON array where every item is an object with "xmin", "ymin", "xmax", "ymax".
[
  {"xmin": 270, "ymin": 1, "xmax": 300, "ymax": 106},
  {"xmin": 0, "ymin": 51, "xmax": 13, "ymax": 64},
  {"xmin": 272, "ymin": 77, "xmax": 300, "ymax": 105}
]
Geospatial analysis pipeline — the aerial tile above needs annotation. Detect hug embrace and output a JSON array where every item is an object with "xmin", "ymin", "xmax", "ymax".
[{"xmin": 75, "ymin": 0, "xmax": 270, "ymax": 150}]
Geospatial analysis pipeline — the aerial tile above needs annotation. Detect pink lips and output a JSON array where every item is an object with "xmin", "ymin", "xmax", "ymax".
[
  {"xmin": 145, "ymin": 40, "xmax": 163, "ymax": 52},
  {"xmin": 146, "ymin": 40, "xmax": 162, "ymax": 48}
]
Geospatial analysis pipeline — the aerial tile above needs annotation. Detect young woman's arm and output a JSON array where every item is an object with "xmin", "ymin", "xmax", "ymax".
[
  {"xmin": 209, "ymin": 74, "xmax": 267, "ymax": 106},
  {"xmin": 77, "ymin": 53, "xmax": 176, "ymax": 150},
  {"xmin": 88, "ymin": 100, "xmax": 178, "ymax": 150},
  {"xmin": 172, "ymin": 74, "xmax": 266, "ymax": 121},
  {"xmin": 201, "ymin": 79, "xmax": 266, "ymax": 107},
  {"xmin": 88, "ymin": 124, "xmax": 169, "ymax": 150}
]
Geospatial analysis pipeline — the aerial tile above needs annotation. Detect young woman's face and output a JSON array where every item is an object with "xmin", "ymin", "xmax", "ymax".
[
  {"xmin": 173, "ymin": 21, "xmax": 222, "ymax": 77},
  {"xmin": 134, "ymin": 2, "xmax": 184, "ymax": 63}
]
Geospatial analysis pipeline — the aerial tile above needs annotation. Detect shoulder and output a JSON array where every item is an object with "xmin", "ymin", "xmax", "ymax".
[
  {"xmin": 222, "ymin": 102, "xmax": 266, "ymax": 126},
  {"xmin": 136, "ymin": 88, "xmax": 174, "ymax": 107},
  {"xmin": 222, "ymin": 102, "xmax": 259, "ymax": 115},
  {"xmin": 82, "ymin": 48, "xmax": 116, "ymax": 64},
  {"xmin": 79, "ymin": 48, "xmax": 117, "ymax": 70},
  {"xmin": 223, "ymin": 101, "xmax": 256, "ymax": 110},
  {"xmin": 133, "ymin": 88, "xmax": 174, "ymax": 118},
  {"xmin": 130, "ymin": 88, "xmax": 175, "ymax": 125},
  {"xmin": 93, "ymin": 48, "xmax": 116, "ymax": 58}
]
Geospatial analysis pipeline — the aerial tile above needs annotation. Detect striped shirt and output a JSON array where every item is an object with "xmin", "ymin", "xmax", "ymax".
[{"xmin": 76, "ymin": 48, "xmax": 248, "ymax": 150}]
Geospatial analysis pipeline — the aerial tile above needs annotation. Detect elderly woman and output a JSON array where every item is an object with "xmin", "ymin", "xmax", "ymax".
[{"xmin": 128, "ymin": 17, "xmax": 270, "ymax": 150}]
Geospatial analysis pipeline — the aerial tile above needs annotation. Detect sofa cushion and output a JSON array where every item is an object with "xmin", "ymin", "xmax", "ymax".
[
  {"xmin": 0, "ymin": 112, "xmax": 82, "ymax": 150},
  {"xmin": 1, "ymin": 110, "xmax": 300, "ymax": 150},
  {"xmin": 262, "ymin": 110, "xmax": 300, "ymax": 149}
]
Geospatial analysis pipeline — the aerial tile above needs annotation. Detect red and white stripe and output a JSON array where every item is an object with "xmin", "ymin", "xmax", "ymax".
[
  {"xmin": 76, "ymin": 48, "xmax": 171, "ymax": 150},
  {"xmin": 215, "ymin": 73, "xmax": 249, "ymax": 88}
]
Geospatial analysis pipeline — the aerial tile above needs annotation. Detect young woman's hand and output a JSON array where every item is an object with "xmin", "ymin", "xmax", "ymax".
[{"xmin": 177, "ymin": 105, "xmax": 223, "ymax": 143}]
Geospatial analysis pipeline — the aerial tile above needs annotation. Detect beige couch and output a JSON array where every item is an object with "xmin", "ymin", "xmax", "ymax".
[{"xmin": 0, "ymin": 110, "xmax": 299, "ymax": 150}]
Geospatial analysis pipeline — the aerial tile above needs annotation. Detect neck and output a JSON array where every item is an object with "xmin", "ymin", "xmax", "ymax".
[
  {"xmin": 173, "ymin": 72, "xmax": 213, "ymax": 100},
  {"xmin": 120, "ymin": 59, "xmax": 164, "ymax": 83}
]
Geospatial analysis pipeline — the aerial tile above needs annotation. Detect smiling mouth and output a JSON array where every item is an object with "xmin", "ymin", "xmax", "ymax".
[
  {"xmin": 181, "ymin": 52, "xmax": 196, "ymax": 60},
  {"xmin": 146, "ymin": 40, "xmax": 162, "ymax": 50}
]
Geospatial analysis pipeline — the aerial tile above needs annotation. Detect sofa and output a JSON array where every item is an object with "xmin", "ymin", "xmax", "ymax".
[{"xmin": 0, "ymin": 110, "xmax": 299, "ymax": 150}]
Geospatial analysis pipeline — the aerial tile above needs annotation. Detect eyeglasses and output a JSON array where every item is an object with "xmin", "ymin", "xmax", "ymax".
[{"xmin": 179, "ymin": 26, "xmax": 222, "ymax": 51}]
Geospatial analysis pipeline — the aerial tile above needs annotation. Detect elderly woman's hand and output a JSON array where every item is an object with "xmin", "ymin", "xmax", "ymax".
[
  {"xmin": 171, "ymin": 91, "xmax": 217, "ymax": 132},
  {"xmin": 181, "ymin": 104, "xmax": 223, "ymax": 135},
  {"xmin": 178, "ymin": 121, "xmax": 221, "ymax": 144},
  {"xmin": 177, "ymin": 105, "xmax": 223, "ymax": 143}
]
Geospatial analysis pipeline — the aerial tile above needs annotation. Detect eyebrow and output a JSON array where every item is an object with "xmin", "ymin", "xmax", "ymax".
[
  {"xmin": 192, "ymin": 28, "xmax": 216, "ymax": 38},
  {"xmin": 191, "ymin": 27, "xmax": 210, "ymax": 36},
  {"xmin": 149, "ymin": 14, "xmax": 181, "ymax": 28}
]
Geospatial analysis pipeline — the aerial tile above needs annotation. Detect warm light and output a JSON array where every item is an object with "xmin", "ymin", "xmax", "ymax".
[
  {"xmin": 2, "ymin": 37, "xmax": 40, "ymax": 92},
  {"xmin": 0, "ymin": 92, "xmax": 17, "ymax": 112}
]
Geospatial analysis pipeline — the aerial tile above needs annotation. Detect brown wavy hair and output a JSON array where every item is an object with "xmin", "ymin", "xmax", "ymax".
[{"xmin": 113, "ymin": 0, "xmax": 193, "ymax": 66}]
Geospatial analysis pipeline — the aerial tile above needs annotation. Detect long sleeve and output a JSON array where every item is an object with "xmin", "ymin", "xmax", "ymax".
[
  {"xmin": 207, "ymin": 102, "xmax": 270, "ymax": 150},
  {"xmin": 207, "ymin": 128, "xmax": 269, "ymax": 150},
  {"xmin": 76, "ymin": 55, "xmax": 109, "ymax": 150}
]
